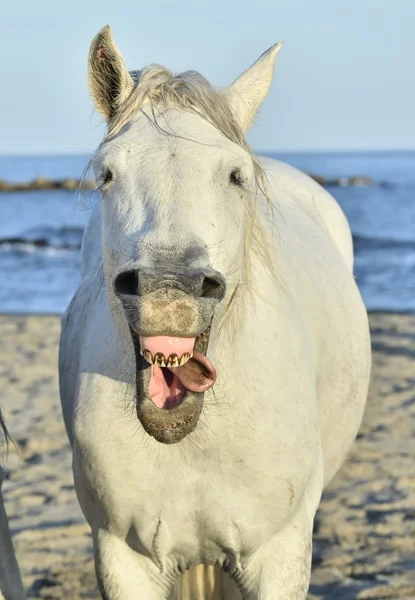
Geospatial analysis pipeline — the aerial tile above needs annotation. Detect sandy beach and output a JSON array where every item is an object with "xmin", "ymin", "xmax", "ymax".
[{"xmin": 0, "ymin": 312, "xmax": 414, "ymax": 599}]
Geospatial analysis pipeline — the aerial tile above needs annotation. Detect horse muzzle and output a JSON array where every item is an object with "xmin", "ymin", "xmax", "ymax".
[
  {"xmin": 112, "ymin": 265, "xmax": 226, "ymax": 337},
  {"xmin": 111, "ymin": 265, "xmax": 226, "ymax": 443}
]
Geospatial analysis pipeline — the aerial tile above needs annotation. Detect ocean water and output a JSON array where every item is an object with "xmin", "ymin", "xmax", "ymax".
[{"xmin": 0, "ymin": 152, "xmax": 414, "ymax": 314}]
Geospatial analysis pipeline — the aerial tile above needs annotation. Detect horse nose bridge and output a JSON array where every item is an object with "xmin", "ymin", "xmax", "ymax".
[{"xmin": 136, "ymin": 241, "xmax": 211, "ymax": 270}]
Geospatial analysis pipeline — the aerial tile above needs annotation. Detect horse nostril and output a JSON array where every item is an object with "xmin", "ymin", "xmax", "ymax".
[
  {"xmin": 201, "ymin": 274, "xmax": 226, "ymax": 300},
  {"xmin": 114, "ymin": 270, "xmax": 138, "ymax": 296},
  {"xmin": 114, "ymin": 267, "xmax": 226, "ymax": 300}
]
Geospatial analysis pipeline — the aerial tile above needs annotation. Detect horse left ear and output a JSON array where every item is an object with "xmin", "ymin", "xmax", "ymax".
[
  {"xmin": 88, "ymin": 25, "xmax": 134, "ymax": 121},
  {"xmin": 222, "ymin": 42, "xmax": 283, "ymax": 131}
]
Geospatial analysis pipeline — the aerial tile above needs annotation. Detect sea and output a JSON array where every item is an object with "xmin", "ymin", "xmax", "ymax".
[{"xmin": 0, "ymin": 151, "xmax": 414, "ymax": 314}]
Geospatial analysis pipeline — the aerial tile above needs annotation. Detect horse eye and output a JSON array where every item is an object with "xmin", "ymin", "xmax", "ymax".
[
  {"xmin": 99, "ymin": 168, "xmax": 113, "ymax": 189},
  {"xmin": 229, "ymin": 168, "xmax": 243, "ymax": 187}
]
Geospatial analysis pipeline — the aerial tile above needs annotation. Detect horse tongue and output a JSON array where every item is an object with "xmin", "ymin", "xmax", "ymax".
[
  {"xmin": 139, "ymin": 335, "xmax": 216, "ymax": 402},
  {"xmin": 168, "ymin": 352, "xmax": 216, "ymax": 393}
]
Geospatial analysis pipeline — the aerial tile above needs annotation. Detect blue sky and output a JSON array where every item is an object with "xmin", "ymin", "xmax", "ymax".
[{"xmin": 1, "ymin": 0, "xmax": 414, "ymax": 154}]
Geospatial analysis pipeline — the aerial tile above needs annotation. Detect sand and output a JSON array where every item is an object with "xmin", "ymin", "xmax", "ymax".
[{"xmin": 0, "ymin": 313, "xmax": 414, "ymax": 599}]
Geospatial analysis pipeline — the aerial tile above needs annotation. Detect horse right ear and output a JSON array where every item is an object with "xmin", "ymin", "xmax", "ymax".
[
  {"xmin": 88, "ymin": 25, "xmax": 134, "ymax": 122},
  {"xmin": 222, "ymin": 42, "xmax": 283, "ymax": 131}
]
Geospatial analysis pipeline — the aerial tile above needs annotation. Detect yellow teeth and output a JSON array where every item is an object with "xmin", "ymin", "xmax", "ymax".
[{"xmin": 140, "ymin": 350, "xmax": 193, "ymax": 367}]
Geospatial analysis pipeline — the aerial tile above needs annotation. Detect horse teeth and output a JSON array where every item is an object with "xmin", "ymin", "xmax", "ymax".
[
  {"xmin": 167, "ymin": 354, "xmax": 180, "ymax": 368},
  {"xmin": 179, "ymin": 352, "xmax": 193, "ymax": 366},
  {"xmin": 140, "ymin": 350, "xmax": 193, "ymax": 367},
  {"xmin": 154, "ymin": 352, "xmax": 166, "ymax": 367},
  {"xmin": 143, "ymin": 350, "xmax": 153, "ymax": 364}
]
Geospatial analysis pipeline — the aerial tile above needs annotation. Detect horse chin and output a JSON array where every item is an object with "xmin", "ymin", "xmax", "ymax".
[{"xmin": 130, "ymin": 325, "xmax": 211, "ymax": 444}]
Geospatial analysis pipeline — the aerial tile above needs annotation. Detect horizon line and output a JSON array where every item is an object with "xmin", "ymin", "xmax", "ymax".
[{"xmin": 0, "ymin": 148, "xmax": 414, "ymax": 158}]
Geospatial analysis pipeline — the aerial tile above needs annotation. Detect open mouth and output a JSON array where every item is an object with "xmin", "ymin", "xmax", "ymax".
[{"xmin": 139, "ymin": 332, "xmax": 216, "ymax": 409}]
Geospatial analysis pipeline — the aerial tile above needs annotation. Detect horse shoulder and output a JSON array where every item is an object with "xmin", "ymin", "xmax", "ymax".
[
  {"xmin": 59, "ymin": 264, "xmax": 105, "ymax": 443},
  {"xmin": 259, "ymin": 156, "xmax": 354, "ymax": 270}
]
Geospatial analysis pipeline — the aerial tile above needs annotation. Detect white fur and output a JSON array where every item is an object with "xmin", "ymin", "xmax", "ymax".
[
  {"xmin": 0, "ymin": 466, "xmax": 25, "ymax": 599},
  {"xmin": 59, "ymin": 27, "xmax": 371, "ymax": 599}
]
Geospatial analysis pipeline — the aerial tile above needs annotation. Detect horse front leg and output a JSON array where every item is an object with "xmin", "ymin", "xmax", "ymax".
[
  {"xmin": 0, "ymin": 468, "xmax": 25, "ymax": 600},
  {"xmin": 93, "ymin": 529, "xmax": 172, "ymax": 600},
  {"xmin": 238, "ymin": 504, "xmax": 316, "ymax": 600}
]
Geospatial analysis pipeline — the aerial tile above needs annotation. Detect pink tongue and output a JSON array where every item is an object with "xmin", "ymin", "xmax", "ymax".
[
  {"xmin": 141, "ymin": 336, "xmax": 195, "ymax": 409},
  {"xmin": 148, "ymin": 366, "xmax": 186, "ymax": 409},
  {"xmin": 140, "ymin": 336, "xmax": 216, "ymax": 409}
]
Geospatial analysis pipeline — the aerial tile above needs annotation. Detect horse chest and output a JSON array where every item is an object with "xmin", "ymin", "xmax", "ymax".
[{"xmin": 103, "ymin": 457, "xmax": 296, "ymax": 569}]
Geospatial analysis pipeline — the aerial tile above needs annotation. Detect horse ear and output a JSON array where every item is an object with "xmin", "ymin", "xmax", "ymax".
[
  {"xmin": 88, "ymin": 25, "xmax": 134, "ymax": 121},
  {"xmin": 222, "ymin": 42, "xmax": 283, "ymax": 131}
]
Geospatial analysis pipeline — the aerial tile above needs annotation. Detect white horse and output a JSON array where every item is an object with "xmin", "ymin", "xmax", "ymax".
[
  {"xmin": 0, "ymin": 414, "xmax": 25, "ymax": 600},
  {"xmin": 59, "ymin": 26, "xmax": 371, "ymax": 599}
]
